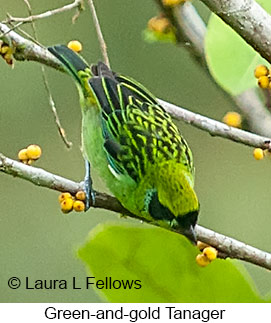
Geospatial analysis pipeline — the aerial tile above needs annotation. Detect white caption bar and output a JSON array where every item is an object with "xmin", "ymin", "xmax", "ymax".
[{"xmin": 0, "ymin": 303, "xmax": 269, "ymax": 323}]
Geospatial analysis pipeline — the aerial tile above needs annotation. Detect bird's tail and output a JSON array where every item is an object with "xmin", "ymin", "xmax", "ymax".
[{"xmin": 48, "ymin": 45, "xmax": 90, "ymax": 85}]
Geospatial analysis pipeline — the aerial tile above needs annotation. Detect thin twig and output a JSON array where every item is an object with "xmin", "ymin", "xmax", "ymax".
[
  {"xmin": 0, "ymin": 152, "xmax": 270, "ymax": 270},
  {"xmin": 196, "ymin": 226, "xmax": 271, "ymax": 270},
  {"xmin": 234, "ymin": 88, "xmax": 271, "ymax": 137},
  {"xmin": 41, "ymin": 69, "xmax": 73, "ymax": 148},
  {"xmin": 87, "ymin": 0, "xmax": 110, "ymax": 67},
  {"xmin": 0, "ymin": 22, "xmax": 23, "ymax": 38},
  {"xmin": 0, "ymin": 23, "xmax": 63, "ymax": 69},
  {"xmin": 155, "ymin": 1, "xmax": 271, "ymax": 137},
  {"xmin": 84, "ymin": 1, "xmax": 271, "ymax": 148},
  {"xmin": 4, "ymin": 0, "xmax": 83, "ymax": 24},
  {"xmin": 23, "ymin": 0, "xmax": 72, "ymax": 148},
  {"xmin": 1, "ymin": 3, "xmax": 271, "ymax": 271},
  {"xmin": 158, "ymin": 98, "xmax": 271, "ymax": 149},
  {"xmin": 9, "ymin": 22, "xmax": 44, "ymax": 47},
  {"xmin": 0, "ymin": 22, "xmax": 270, "ymax": 150}
]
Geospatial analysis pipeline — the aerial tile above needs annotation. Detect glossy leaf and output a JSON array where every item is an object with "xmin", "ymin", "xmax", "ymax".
[
  {"xmin": 205, "ymin": 0, "xmax": 271, "ymax": 95},
  {"xmin": 78, "ymin": 222, "xmax": 263, "ymax": 302}
]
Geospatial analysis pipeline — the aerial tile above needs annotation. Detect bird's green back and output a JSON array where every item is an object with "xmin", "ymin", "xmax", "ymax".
[
  {"xmin": 48, "ymin": 45, "xmax": 199, "ymax": 242},
  {"xmin": 87, "ymin": 63, "xmax": 195, "ymax": 184}
]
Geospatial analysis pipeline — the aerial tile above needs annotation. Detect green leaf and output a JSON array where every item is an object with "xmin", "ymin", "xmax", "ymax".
[
  {"xmin": 264, "ymin": 290, "xmax": 271, "ymax": 302},
  {"xmin": 205, "ymin": 0, "xmax": 271, "ymax": 95},
  {"xmin": 78, "ymin": 222, "xmax": 264, "ymax": 302}
]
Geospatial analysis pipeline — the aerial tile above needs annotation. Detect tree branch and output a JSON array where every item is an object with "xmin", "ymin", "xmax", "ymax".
[
  {"xmin": 1, "ymin": 153, "xmax": 270, "ymax": 270},
  {"xmin": 0, "ymin": 23, "xmax": 63, "ymax": 69},
  {"xmin": 154, "ymin": 1, "xmax": 271, "ymax": 138},
  {"xmin": 179, "ymin": 2, "xmax": 271, "ymax": 137},
  {"xmin": 1, "ymin": 8, "xmax": 271, "ymax": 271},
  {"xmin": 154, "ymin": 0, "xmax": 206, "ymax": 65},
  {"xmin": 234, "ymin": 88, "xmax": 271, "ymax": 137},
  {"xmin": 4, "ymin": 0, "xmax": 83, "ymax": 24},
  {"xmin": 196, "ymin": 226, "xmax": 271, "ymax": 270},
  {"xmin": 21, "ymin": 0, "xmax": 73, "ymax": 149},
  {"xmin": 1, "ymin": 22, "xmax": 270, "ymax": 150},
  {"xmin": 0, "ymin": 153, "xmax": 131, "ymax": 217},
  {"xmin": 200, "ymin": 0, "xmax": 271, "ymax": 64},
  {"xmin": 159, "ymin": 98, "xmax": 271, "ymax": 149}
]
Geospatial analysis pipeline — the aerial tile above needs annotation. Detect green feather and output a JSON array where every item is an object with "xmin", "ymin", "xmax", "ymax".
[
  {"xmin": 49, "ymin": 45, "xmax": 199, "ymax": 243},
  {"xmin": 48, "ymin": 45, "xmax": 89, "ymax": 85}
]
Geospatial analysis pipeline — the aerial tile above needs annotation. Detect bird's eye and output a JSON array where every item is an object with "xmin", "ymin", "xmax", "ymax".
[{"xmin": 148, "ymin": 191, "xmax": 174, "ymax": 221}]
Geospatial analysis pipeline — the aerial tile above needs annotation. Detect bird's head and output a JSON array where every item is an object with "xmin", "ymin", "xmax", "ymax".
[{"xmin": 147, "ymin": 161, "xmax": 199, "ymax": 243}]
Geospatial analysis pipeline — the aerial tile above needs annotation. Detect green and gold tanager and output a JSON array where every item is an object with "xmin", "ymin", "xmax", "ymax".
[{"xmin": 48, "ymin": 45, "xmax": 199, "ymax": 243}]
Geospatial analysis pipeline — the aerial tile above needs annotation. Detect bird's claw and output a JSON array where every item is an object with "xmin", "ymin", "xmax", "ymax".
[{"xmin": 84, "ymin": 159, "xmax": 95, "ymax": 211}]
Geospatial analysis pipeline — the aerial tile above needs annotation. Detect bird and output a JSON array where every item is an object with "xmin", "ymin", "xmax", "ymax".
[{"xmin": 48, "ymin": 45, "xmax": 199, "ymax": 243}]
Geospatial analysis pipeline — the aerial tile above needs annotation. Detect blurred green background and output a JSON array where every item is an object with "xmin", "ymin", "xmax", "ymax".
[{"xmin": 0, "ymin": 0, "xmax": 270, "ymax": 302}]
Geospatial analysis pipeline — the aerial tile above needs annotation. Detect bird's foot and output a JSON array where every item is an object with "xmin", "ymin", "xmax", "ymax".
[{"xmin": 84, "ymin": 159, "xmax": 95, "ymax": 211}]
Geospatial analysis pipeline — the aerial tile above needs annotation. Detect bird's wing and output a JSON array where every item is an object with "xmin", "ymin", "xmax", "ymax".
[{"xmin": 88, "ymin": 63, "xmax": 194, "ymax": 182}]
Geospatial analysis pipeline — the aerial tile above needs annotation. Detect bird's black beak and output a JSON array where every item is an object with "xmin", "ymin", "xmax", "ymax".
[
  {"xmin": 175, "ymin": 210, "xmax": 198, "ymax": 245},
  {"xmin": 185, "ymin": 225, "xmax": 197, "ymax": 244}
]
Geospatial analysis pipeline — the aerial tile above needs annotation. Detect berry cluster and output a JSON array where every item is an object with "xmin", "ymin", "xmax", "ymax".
[
  {"xmin": 196, "ymin": 241, "xmax": 218, "ymax": 267},
  {"xmin": 254, "ymin": 65, "xmax": 271, "ymax": 89},
  {"xmin": 0, "ymin": 40, "xmax": 13, "ymax": 65},
  {"xmin": 18, "ymin": 144, "xmax": 42, "ymax": 165},
  {"xmin": 58, "ymin": 191, "xmax": 86, "ymax": 213}
]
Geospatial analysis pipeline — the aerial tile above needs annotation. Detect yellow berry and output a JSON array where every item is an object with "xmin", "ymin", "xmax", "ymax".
[
  {"xmin": 73, "ymin": 200, "xmax": 85, "ymax": 212},
  {"xmin": 196, "ymin": 254, "xmax": 210, "ymax": 267},
  {"xmin": 1, "ymin": 45, "xmax": 12, "ymax": 56},
  {"xmin": 18, "ymin": 148, "xmax": 28, "ymax": 161},
  {"xmin": 254, "ymin": 65, "xmax": 268, "ymax": 78},
  {"xmin": 197, "ymin": 241, "xmax": 209, "ymax": 251},
  {"xmin": 1, "ymin": 46, "xmax": 13, "ymax": 65},
  {"xmin": 147, "ymin": 16, "xmax": 171, "ymax": 34},
  {"xmin": 0, "ymin": 43, "xmax": 14, "ymax": 66},
  {"xmin": 222, "ymin": 112, "xmax": 242, "ymax": 128},
  {"xmin": 1, "ymin": 45, "xmax": 10, "ymax": 55},
  {"xmin": 0, "ymin": 47, "xmax": 5, "ymax": 55},
  {"xmin": 3, "ymin": 54, "xmax": 13, "ymax": 66},
  {"xmin": 26, "ymin": 144, "xmax": 42, "ymax": 160},
  {"xmin": 58, "ymin": 192, "xmax": 72, "ymax": 203},
  {"xmin": 258, "ymin": 75, "xmax": 269, "ymax": 89},
  {"xmin": 203, "ymin": 247, "xmax": 218, "ymax": 261},
  {"xmin": 162, "ymin": 0, "xmax": 185, "ymax": 6},
  {"xmin": 253, "ymin": 148, "xmax": 264, "ymax": 160},
  {"xmin": 61, "ymin": 198, "xmax": 74, "ymax": 213},
  {"xmin": 67, "ymin": 40, "xmax": 82, "ymax": 53},
  {"xmin": 75, "ymin": 190, "xmax": 86, "ymax": 201}
]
